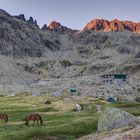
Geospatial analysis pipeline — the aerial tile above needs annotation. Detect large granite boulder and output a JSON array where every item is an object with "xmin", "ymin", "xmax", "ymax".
[{"xmin": 98, "ymin": 108, "xmax": 139, "ymax": 132}]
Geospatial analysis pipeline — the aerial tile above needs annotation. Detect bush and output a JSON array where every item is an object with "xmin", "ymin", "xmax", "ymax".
[{"xmin": 60, "ymin": 60, "xmax": 72, "ymax": 68}]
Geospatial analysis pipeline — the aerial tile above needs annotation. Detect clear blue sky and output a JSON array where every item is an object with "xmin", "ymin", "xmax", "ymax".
[{"xmin": 0, "ymin": 0, "xmax": 140, "ymax": 29}]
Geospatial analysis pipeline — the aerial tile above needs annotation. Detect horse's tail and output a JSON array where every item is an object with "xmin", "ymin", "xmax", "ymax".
[
  {"xmin": 25, "ymin": 116, "xmax": 29, "ymax": 126},
  {"xmin": 39, "ymin": 115, "xmax": 43, "ymax": 125}
]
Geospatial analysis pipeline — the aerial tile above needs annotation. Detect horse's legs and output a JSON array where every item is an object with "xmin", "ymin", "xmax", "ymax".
[
  {"xmin": 27, "ymin": 121, "xmax": 29, "ymax": 127},
  {"xmin": 25, "ymin": 116, "xmax": 28, "ymax": 127},
  {"xmin": 33, "ymin": 120, "xmax": 35, "ymax": 126},
  {"xmin": 0, "ymin": 119, "xmax": 2, "ymax": 124},
  {"xmin": 4, "ymin": 119, "xmax": 6, "ymax": 124},
  {"xmin": 1, "ymin": 119, "xmax": 4, "ymax": 124},
  {"xmin": 37, "ymin": 120, "xmax": 39, "ymax": 126}
]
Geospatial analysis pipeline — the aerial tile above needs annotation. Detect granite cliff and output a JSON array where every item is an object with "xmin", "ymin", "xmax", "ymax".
[{"xmin": 82, "ymin": 19, "xmax": 140, "ymax": 33}]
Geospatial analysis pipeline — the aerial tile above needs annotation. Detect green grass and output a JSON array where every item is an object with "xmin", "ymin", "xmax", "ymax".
[
  {"xmin": 111, "ymin": 101, "xmax": 140, "ymax": 116},
  {"xmin": 0, "ymin": 95, "xmax": 99, "ymax": 140},
  {"xmin": 0, "ymin": 95, "xmax": 139, "ymax": 140}
]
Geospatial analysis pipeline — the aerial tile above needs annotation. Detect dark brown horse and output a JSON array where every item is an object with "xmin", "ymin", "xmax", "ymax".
[
  {"xmin": 25, "ymin": 113, "xmax": 43, "ymax": 127},
  {"xmin": 0, "ymin": 114, "xmax": 8, "ymax": 124}
]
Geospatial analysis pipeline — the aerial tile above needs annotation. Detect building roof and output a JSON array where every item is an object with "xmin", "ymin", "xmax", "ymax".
[
  {"xmin": 100, "ymin": 74, "xmax": 113, "ymax": 77},
  {"xmin": 114, "ymin": 74, "xmax": 127, "ymax": 79},
  {"xmin": 101, "ymin": 74, "xmax": 127, "ymax": 79}
]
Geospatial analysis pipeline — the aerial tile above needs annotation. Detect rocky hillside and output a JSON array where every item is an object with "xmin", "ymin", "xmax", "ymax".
[
  {"xmin": 0, "ymin": 9, "xmax": 140, "ymax": 100},
  {"xmin": 0, "ymin": 9, "xmax": 140, "ymax": 60},
  {"xmin": 0, "ymin": 9, "xmax": 72, "ymax": 58}
]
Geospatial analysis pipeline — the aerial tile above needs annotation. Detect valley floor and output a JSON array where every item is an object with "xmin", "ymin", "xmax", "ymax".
[{"xmin": 0, "ymin": 94, "xmax": 140, "ymax": 140}]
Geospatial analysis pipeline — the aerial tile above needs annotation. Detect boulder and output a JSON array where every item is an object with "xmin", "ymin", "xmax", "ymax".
[
  {"xmin": 63, "ymin": 98, "xmax": 72, "ymax": 103},
  {"xmin": 76, "ymin": 104, "xmax": 83, "ymax": 112},
  {"xmin": 98, "ymin": 108, "xmax": 139, "ymax": 132},
  {"xmin": 107, "ymin": 97, "xmax": 117, "ymax": 102},
  {"xmin": 51, "ymin": 91, "xmax": 62, "ymax": 96},
  {"xmin": 44, "ymin": 100, "xmax": 51, "ymax": 104},
  {"xmin": 135, "ymin": 97, "xmax": 140, "ymax": 102},
  {"xmin": 32, "ymin": 92, "xmax": 41, "ymax": 96}
]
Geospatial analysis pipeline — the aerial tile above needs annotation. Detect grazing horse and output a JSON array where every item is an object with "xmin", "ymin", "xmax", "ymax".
[
  {"xmin": 0, "ymin": 114, "xmax": 8, "ymax": 124},
  {"xmin": 25, "ymin": 113, "xmax": 43, "ymax": 127}
]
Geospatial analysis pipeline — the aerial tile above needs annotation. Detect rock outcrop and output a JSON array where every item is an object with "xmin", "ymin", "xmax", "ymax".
[
  {"xmin": 48, "ymin": 21, "xmax": 63, "ymax": 30},
  {"xmin": 48, "ymin": 21, "xmax": 75, "ymax": 33},
  {"xmin": 98, "ymin": 108, "xmax": 139, "ymax": 132},
  {"xmin": 0, "ymin": 9, "xmax": 61, "ymax": 57},
  {"xmin": 27, "ymin": 16, "xmax": 38, "ymax": 27},
  {"xmin": 41, "ymin": 24, "xmax": 48, "ymax": 31},
  {"xmin": 83, "ymin": 19, "xmax": 140, "ymax": 33},
  {"xmin": 14, "ymin": 14, "xmax": 26, "ymax": 21}
]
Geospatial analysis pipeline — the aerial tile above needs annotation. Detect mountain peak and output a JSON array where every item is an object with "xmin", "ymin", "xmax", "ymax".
[
  {"xmin": 112, "ymin": 18, "xmax": 119, "ymax": 22},
  {"xmin": 83, "ymin": 19, "xmax": 140, "ymax": 33},
  {"xmin": 48, "ymin": 21, "xmax": 63, "ymax": 30}
]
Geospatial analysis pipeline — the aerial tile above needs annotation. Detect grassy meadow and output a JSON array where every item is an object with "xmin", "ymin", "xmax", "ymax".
[{"xmin": 0, "ymin": 93, "xmax": 140, "ymax": 140}]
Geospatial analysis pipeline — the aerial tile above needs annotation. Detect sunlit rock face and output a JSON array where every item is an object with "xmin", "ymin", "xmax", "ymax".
[
  {"xmin": 48, "ymin": 21, "xmax": 75, "ymax": 33},
  {"xmin": 48, "ymin": 21, "xmax": 63, "ymax": 30},
  {"xmin": 83, "ymin": 19, "xmax": 140, "ymax": 33}
]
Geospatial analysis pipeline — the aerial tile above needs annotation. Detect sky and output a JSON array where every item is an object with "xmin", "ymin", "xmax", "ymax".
[{"xmin": 0, "ymin": 0, "xmax": 140, "ymax": 29}]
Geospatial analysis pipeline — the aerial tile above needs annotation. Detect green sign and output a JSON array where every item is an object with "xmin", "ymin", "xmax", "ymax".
[{"xmin": 70, "ymin": 89, "xmax": 77, "ymax": 94}]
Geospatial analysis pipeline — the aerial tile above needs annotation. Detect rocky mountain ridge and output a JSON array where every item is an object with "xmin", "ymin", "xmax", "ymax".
[{"xmin": 82, "ymin": 19, "xmax": 140, "ymax": 33}]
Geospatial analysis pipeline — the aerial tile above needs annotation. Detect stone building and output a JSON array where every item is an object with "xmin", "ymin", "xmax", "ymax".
[{"xmin": 101, "ymin": 74, "xmax": 127, "ymax": 85}]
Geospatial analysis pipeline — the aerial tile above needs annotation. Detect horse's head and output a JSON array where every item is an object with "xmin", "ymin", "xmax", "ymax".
[
  {"xmin": 39, "ymin": 115, "xmax": 43, "ymax": 125},
  {"xmin": 25, "ymin": 115, "xmax": 29, "ymax": 126}
]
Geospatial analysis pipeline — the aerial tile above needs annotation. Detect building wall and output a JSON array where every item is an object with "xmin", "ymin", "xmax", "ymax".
[
  {"xmin": 114, "ymin": 79, "xmax": 124, "ymax": 85},
  {"xmin": 102, "ymin": 75, "xmax": 114, "ymax": 84},
  {"xmin": 101, "ymin": 74, "xmax": 126, "ymax": 85}
]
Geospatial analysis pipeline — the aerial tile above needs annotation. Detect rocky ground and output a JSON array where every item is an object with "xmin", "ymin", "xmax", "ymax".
[
  {"xmin": 0, "ymin": 9, "xmax": 140, "ymax": 102},
  {"xmin": 78, "ymin": 125, "xmax": 140, "ymax": 140}
]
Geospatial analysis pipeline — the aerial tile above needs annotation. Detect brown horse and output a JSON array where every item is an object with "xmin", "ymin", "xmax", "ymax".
[
  {"xmin": 25, "ymin": 113, "xmax": 43, "ymax": 127},
  {"xmin": 0, "ymin": 114, "xmax": 8, "ymax": 124}
]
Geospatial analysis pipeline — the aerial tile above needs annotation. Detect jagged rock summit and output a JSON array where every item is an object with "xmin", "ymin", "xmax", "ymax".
[
  {"xmin": 48, "ymin": 21, "xmax": 63, "ymax": 30},
  {"xmin": 47, "ymin": 21, "xmax": 75, "ymax": 33},
  {"xmin": 83, "ymin": 19, "xmax": 140, "ymax": 33}
]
